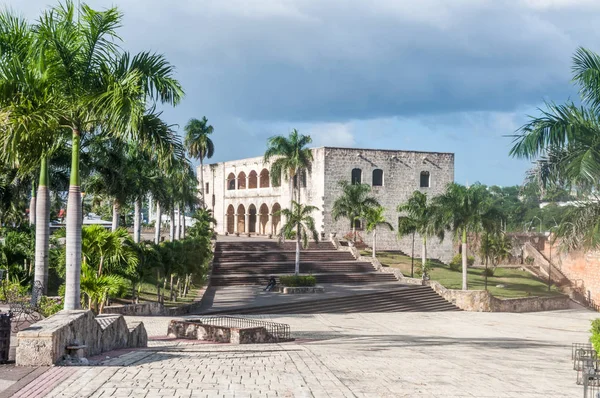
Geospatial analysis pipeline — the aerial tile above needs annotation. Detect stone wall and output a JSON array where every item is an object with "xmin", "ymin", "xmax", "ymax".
[
  {"xmin": 322, "ymin": 148, "xmax": 455, "ymax": 263},
  {"xmin": 104, "ymin": 302, "xmax": 165, "ymax": 316},
  {"xmin": 167, "ymin": 320, "xmax": 279, "ymax": 344},
  {"xmin": 16, "ymin": 310, "xmax": 147, "ymax": 366}
]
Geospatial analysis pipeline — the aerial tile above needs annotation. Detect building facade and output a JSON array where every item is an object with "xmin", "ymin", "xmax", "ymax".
[{"xmin": 200, "ymin": 147, "xmax": 455, "ymax": 262}]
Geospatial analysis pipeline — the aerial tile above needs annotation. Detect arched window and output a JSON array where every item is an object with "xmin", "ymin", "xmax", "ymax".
[
  {"xmin": 351, "ymin": 168, "xmax": 362, "ymax": 185},
  {"xmin": 420, "ymin": 171, "xmax": 430, "ymax": 188},
  {"xmin": 353, "ymin": 219, "xmax": 362, "ymax": 230},
  {"xmin": 248, "ymin": 171, "xmax": 258, "ymax": 189},
  {"xmin": 259, "ymin": 169, "xmax": 270, "ymax": 188},
  {"xmin": 372, "ymin": 169, "xmax": 383, "ymax": 186},
  {"xmin": 227, "ymin": 173, "xmax": 236, "ymax": 190},
  {"xmin": 237, "ymin": 171, "xmax": 246, "ymax": 189}
]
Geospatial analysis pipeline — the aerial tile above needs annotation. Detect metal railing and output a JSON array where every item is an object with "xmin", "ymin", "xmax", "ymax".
[{"xmin": 189, "ymin": 316, "xmax": 292, "ymax": 342}]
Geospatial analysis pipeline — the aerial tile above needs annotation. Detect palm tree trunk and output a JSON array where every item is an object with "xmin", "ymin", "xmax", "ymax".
[
  {"xmin": 462, "ymin": 228, "xmax": 468, "ymax": 290},
  {"xmin": 372, "ymin": 231, "xmax": 376, "ymax": 259},
  {"xmin": 176, "ymin": 204, "xmax": 181, "ymax": 240},
  {"xmin": 484, "ymin": 255, "xmax": 488, "ymax": 291},
  {"xmin": 169, "ymin": 206, "xmax": 175, "ymax": 241},
  {"xmin": 156, "ymin": 270, "xmax": 161, "ymax": 302},
  {"xmin": 182, "ymin": 207, "xmax": 186, "ymax": 239},
  {"xmin": 411, "ymin": 231, "xmax": 415, "ymax": 278},
  {"xmin": 29, "ymin": 184, "xmax": 36, "ymax": 226},
  {"xmin": 134, "ymin": 197, "xmax": 141, "ymax": 243},
  {"xmin": 169, "ymin": 274, "xmax": 174, "ymax": 301},
  {"xmin": 422, "ymin": 236, "xmax": 427, "ymax": 275},
  {"xmin": 112, "ymin": 200, "xmax": 119, "ymax": 232},
  {"xmin": 65, "ymin": 131, "xmax": 82, "ymax": 310},
  {"xmin": 34, "ymin": 156, "xmax": 49, "ymax": 295},
  {"xmin": 295, "ymin": 224, "xmax": 300, "ymax": 275},
  {"xmin": 200, "ymin": 157, "xmax": 205, "ymax": 208},
  {"xmin": 155, "ymin": 202, "xmax": 162, "ymax": 244}
]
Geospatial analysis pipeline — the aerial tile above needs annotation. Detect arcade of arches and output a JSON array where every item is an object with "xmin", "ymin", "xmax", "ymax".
[
  {"xmin": 227, "ymin": 169, "xmax": 274, "ymax": 190},
  {"xmin": 226, "ymin": 203, "xmax": 282, "ymax": 235}
]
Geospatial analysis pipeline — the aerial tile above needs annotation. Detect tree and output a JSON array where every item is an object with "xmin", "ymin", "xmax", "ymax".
[
  {"xmin": 397, "ymin": 216, "xmax": 418, "ymax": 277},
  {"xmin": 332, "ymin": 181, "xmax": 380, "ymax": 242},
  {"xmin": 397, "ymin": 191, "xmax": 441, "ymax": 277},
  {"xmin": 277, "ymin": 201, "xmax": 319, "ymax": 275},
  {"xmin": 185, "ymin": 117, "xmax": 214, "ymax": 208},
  {"xmin": 264, "ymin": 129, "xmax": 313, "ymax": 208},
  {"xmin": 188, "ymin": 208, "xmax": 217, "ymax": 240},
  {"xmin": 433, "ymin": 183, "xmax": 500, "ymax": 290},
  {"xmin": 363, "ymin": 206, "xmax": 393, "ymax": 259},
  {"xmin": 510, "ymin": 47, "xmax": 600, "ymax": 250},
  {"xmin": 33, "ymin": 2, "xmax": 183, "ymax": 309}
]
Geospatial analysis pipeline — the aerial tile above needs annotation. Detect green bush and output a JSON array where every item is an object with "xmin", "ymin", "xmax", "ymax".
[
  {"xmin": 38, "ymin": 296, "xmax": 63, "ymax": 318},
  {"xmin": 591, "ymin": 319, "xmax": 600, "ymax": 353},
  {"xmin": 414, "ymin": 261, "xmax": 434, "ymax": 277},
  {"xmin": 482, "ymin": 267, "xmax": 496, "ymax": 277},
  {"xmin": 279, "ymin": 274, "xmax": 317, "ymax": 287},
  {"xmin": 449, "ymin": 254, "xmax": 475, "ymax": 271}
]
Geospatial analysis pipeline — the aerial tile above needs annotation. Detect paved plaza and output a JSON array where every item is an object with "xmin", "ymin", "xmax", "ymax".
[{"xmin": 1, "ymin": 308, "xmax": 597, "ymax": 397}]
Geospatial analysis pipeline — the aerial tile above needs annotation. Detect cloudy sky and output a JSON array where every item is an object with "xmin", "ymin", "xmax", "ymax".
[{"xmin": 7, "ymin": 0, "xmax": 600, "ymax": 186}]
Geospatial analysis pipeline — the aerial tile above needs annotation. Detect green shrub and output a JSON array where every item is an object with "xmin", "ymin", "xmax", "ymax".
[
  {"xmin": 591, "ymin": 319, "xmax": 600, "ymax": 353},
  {"xmin": 414, "ymin": 261, "xmax": 433, "ymax": 277},
  {"xmin": 279, "ymin": 274, "xmax": 317, "ymax": 287},
  {"xmin": 38, "ymin": 296, "xmax": 63, "ymax": 318},
  {"xmin": 449, "ymin": 254, "xmax": 475, "ymax": 271},
  {"xmin": 482, "ymin": 267, "xmax": 496, "ymax": 277},
  {"xmin": 525, "ymin": 256, "xmax": 535, "ymax": 265}
]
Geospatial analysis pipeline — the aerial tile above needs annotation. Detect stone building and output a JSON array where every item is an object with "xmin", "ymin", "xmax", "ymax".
[{"xmin": 200, "ymin": 147, "xmax": 455, "ymax": 262}]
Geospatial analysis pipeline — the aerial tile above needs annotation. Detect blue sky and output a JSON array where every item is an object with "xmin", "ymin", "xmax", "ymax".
[{"xmin": 7, "ymin": 0, "xmax": 600, "ymax": 186}]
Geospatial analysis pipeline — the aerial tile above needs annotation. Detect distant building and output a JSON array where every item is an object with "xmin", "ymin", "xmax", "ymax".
[{"xmin": 200, "ymin": 147, "xmax": 455, "ymax": 262}]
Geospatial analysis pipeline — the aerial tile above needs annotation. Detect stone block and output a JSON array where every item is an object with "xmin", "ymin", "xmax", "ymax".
[{"xmin": 274, "ymin": 286, "xmax": 324, "ymax": 294}]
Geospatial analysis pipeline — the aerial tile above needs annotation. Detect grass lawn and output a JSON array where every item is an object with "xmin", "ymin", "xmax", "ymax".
[
  {"xmin": 366, "ymin": 250, "xmax": 564, "ymax": 298},
  {"xmin": 117, "ymin": 277, "xmax": 206, "ymax": 308}
]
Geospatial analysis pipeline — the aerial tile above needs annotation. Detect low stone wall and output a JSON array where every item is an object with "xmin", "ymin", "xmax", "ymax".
[
  {"xmin": 275, "ymin": 286, "xmax": 324, "ymax": 294},
  {"xmin": 16, "ymin": 310, "xmax": 147, "ymax": 366},
  {"xmin": 167, "ymin": 320, "xmax": 278, "ymax": 344},
  {"xmin": 104, "ymin": 302, "xmax": 165, "ymax": 316}
]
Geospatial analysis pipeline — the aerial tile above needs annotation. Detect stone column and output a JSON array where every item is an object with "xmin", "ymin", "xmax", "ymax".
[
  {"xmin": 245, "ymin": 213, "xmax": 250, "ymax": 234},
  {"xmin": 234, "ymin": 213, "xmax": 239, "ymax": 233},
  {"xmin": 246, "ymin": 176, "xmax": 250, "ymax": 190},
  {"xmin": 254, "ymin": 215, "xmax": 259, "ymax": 235},
  {"xmin": 266, "ymin": 217, "xmax": 272, "ymax": 236}
]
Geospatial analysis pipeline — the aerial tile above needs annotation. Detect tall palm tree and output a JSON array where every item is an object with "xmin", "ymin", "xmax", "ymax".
[
  {"xmin": 511, "ymin": 47, "xmax": 600, "ymax": 250},
  {"xmin": 277, "ymin": 201, "xmax": 319, "ymax": 275},
  {"xmin": 397, "ymin": 215, "xmax": 418, "ymax": 277},
  {"xmin": 184, "ymin": 117, "xmax": 214, "ymax": 208},
  {"xmin": 433, "ymin": 183, "xmax": 500, "ymax": 290},
  {"xmin": 332, "ymin": 181, "xmax": 380, "ymax": 242},
  {"xmin": 363, "ymin": 206, "xmax": 393, "ymax": 259},
  {"xmin": 34, "ymin": 2, "xmax": 183, "ymax": 309},
  {"xmin": 397, "ymin": 191, "xmax": 441, "ymax": 276},
  {"xmin": 264, "ymin": 129, "xmax": 313, "ymax": 208}
]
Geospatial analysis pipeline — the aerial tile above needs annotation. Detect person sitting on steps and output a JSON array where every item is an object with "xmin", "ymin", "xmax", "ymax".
[{"xmin": 264, "ymin": 276, "xmax": 277, "ymax": 292}]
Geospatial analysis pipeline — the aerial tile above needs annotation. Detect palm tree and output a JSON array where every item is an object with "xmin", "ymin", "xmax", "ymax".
[
  {"xmin": 433, "ymin": 183, "xmax": 499, "ymax": 290},
  {"xmin": 397, "ymin": 216, "xmax": 418, "ymax": 277},
  {"xmin": 510, "ymin": 47, "xmax": 600, "ymax": 250},
  {"xmin": 185, "ymin": 117, "xmax": 214, "ymax": 208},
  {"xmin": 363, "ymin": 206, "xmax": 393, "ymax": 259},
  {"xmin": 277, "ymin": 201, "xmax": 319, "ymax": 275},
  {"xmin": 33, "ymin": 2, "xmax": 183, "ymax": 309},
  {"xmin": 264, "ymin": 129, "xmax": 313, "ymax": 208},
  {"xmin": 397, "ymin": 191, "xmax": 441, "ymax": 277},
  {"xmin": 332, "ymin": 181, "xmax": 380, "ymax": 242}
]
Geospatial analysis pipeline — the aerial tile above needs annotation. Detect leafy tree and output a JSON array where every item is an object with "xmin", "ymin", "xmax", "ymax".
[
  {"xmin": 277, "ymin": 201, "xmax": 319, "ymax": 275},
  {"xmin": 433, "ymin": 183, "xmax": 501, "ymax": 290},
  {"xmin": 363, "ymin": 206, "xmax": 393, "ymax": 259},
  {"xmin": 397, "ymin": 215, "xmax": 418, "ymax": 277},
  {"xmin": 264, "ymin": 129, "xmax": 313, "ymax": 208},
  {"xmin": 332, "ymin": 181, "xmax": 380, "ymax": 242},
  {"xmin": 185, "ymin": 117, "xmax": 214, "ymax": 208},
  {"xmin": 397, "ymin": 191, "xmax": 442, "ymax": 276}
]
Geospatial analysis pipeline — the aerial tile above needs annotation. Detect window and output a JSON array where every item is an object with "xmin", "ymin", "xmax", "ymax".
[
  {"xmin": 227, "ymin": 173, "xmax": 236, "ymax": 190},
  {"xmin": 351, "ymin": 168, "xmax": 362, "ymax": 184},
  {"xmin": 237, "ymin": 171, "xmax": 247, "ymax": 189},
  {"xmin": 420, "ymin": 171, "xmax": 430, "ymax": 188},
  {"xmin": 372, "ymin": 169, "xmax": 383, "ymax": 186},
  {"xmin": 205, "ymin": 183, "xmax": 209, "ymax": 194},
  {"xmin": 353, "ymin": 219, "xmax": 363, "ymax": 230}
]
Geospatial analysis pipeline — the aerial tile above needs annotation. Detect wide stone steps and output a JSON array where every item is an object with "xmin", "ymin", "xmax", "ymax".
[
  {"xmin": 212, "ymin": 261, "xmax": 377, "ymax": 275},
  {"xmin": 215, "ymin": 241, "xmax": 336, "ymax": 252},
  {"xmin": 210, "ymin": 272, "xmax": 398, "ymax": 286},
  {"xmin": 214, "ymin": 251, "xmax": 356, "ymax": 263},
  {"xmin": 202, "ymin": 285, "xmax": 460, "ymax": 314}
]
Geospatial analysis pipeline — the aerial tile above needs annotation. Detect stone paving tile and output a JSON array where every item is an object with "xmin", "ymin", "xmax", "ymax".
[{"xmin": 13, "ymin": 309, "xmax": 599, "ymax": 397}]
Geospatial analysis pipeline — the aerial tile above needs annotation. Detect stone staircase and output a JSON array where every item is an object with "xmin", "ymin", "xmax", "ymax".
[
  {"xmin": 203, "ymin": 285, "xmax": 461, "ymax": 314},
  {"xmin": 211, "ymin": 240, "xmax": 397, "ymax": 286}
]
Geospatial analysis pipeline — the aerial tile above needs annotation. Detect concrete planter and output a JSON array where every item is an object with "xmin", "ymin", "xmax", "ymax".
[{"xmin": 275, "ymin": 286, "xmax": 325, "ymax": 294}]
